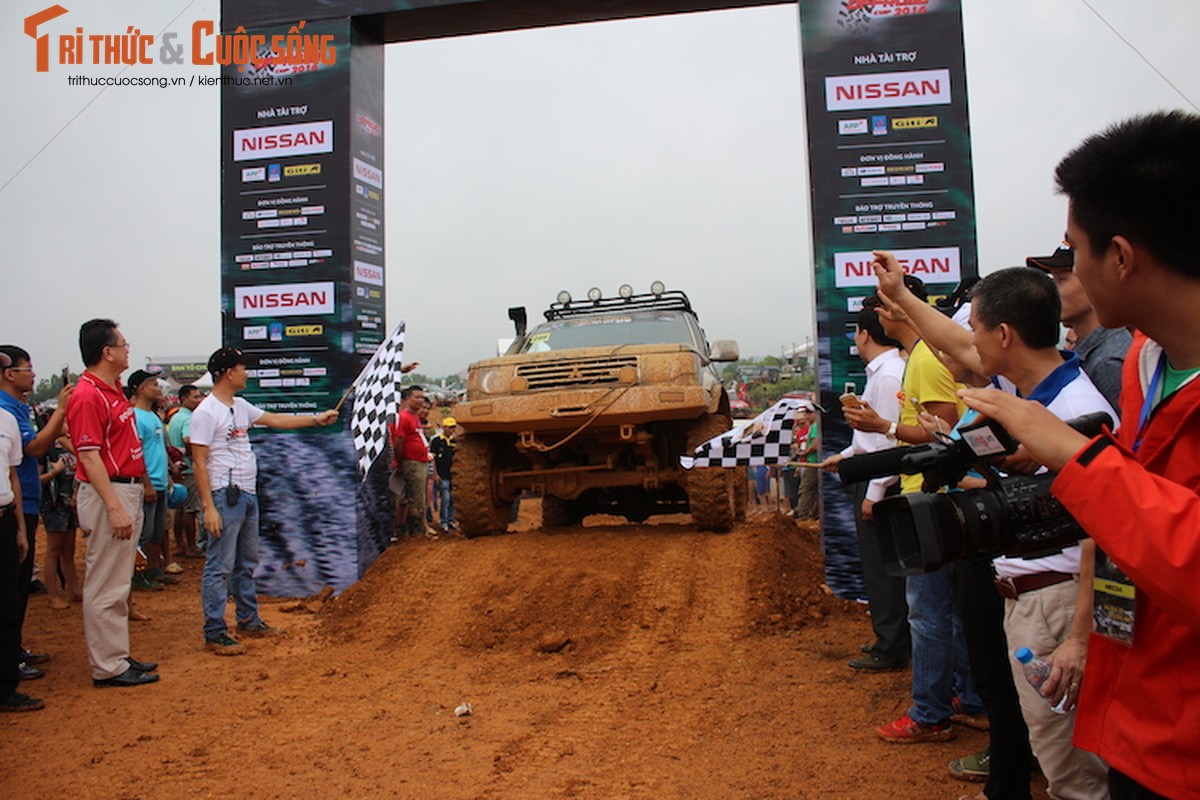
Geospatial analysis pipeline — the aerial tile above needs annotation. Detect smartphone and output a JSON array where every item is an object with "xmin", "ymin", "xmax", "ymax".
[
  {"xmin": 61, "ymin": 366, "xmax": 70, "ymax": 385},
  {"xmin": 840, "ymin": 381, "xmax": 862, "ymax": 410}
]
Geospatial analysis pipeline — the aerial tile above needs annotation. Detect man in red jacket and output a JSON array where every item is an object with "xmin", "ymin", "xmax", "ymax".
[{"xmin": 960, "ymin": 111, "xmax": 1200, "ymax": 799}]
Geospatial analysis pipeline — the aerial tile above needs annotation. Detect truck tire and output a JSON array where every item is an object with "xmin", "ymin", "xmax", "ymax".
[
  {"xmin": 542, "ymin": 496, "xmax": 584, "ymax": 529},
  {"xmin": 453, "ymin": 434, "xmax": 511, "ymax": 538},
  {"xmin": 685, "ymin": 414, "xmax": 736, "ymax": 533}
]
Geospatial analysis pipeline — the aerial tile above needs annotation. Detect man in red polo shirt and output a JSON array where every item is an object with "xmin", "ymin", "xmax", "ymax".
[{"xmin": 67, "ymin": 319, "xmax": 159, "ymax": 688}]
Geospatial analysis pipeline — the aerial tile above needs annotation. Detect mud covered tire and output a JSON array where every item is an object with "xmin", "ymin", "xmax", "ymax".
[
  {"xmin": 453, "ymin": 434, "xmax": 511, "ymax": 538},
  {"xmin": 686, "ymin": 414, "xmax": 736, "ymax": 533},
  {"xmin": 542, "ymin": 496, "xmax": 585, "ymax": 529}
]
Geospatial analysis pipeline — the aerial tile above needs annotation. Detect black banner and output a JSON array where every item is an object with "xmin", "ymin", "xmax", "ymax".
[{"xmin": 799, "ymin": 0, "xmax": 979, "ymax": 598}]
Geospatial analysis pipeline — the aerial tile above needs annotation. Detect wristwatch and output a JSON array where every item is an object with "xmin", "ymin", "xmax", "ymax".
[{"xmin": 886, "ymin": 420, "xmax": 898, "ymax": 440}]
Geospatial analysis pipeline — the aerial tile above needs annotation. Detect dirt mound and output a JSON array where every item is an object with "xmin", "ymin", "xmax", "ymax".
[
  {"xmin": 320, "ymin": 503, "xmax": 855, "ymax": 658},
  {"xmin": 10, "ymin": 507, "xmax": 1050, "ymax": 800}
]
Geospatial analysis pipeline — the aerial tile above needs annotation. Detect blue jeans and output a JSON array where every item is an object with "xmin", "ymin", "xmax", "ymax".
[
  {"xmin": 201, "ymin": 488, "xmax": 263, "ymax": 640},
  {"xmin": 906, "ymin": 564, "xmax": 981, "ymax": 724},
  {"xmin": 437, "ymin": 478, "xmax": 454, "ymax": 528}
]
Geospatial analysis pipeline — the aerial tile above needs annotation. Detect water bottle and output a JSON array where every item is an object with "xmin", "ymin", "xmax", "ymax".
[{"xmin": 1014, "ymin": 647, "xmax": 1068, "ymax": 714}]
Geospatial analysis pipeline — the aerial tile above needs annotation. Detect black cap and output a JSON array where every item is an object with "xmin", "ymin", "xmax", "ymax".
[
  {"xmin": 902, "ymin": 274, "xmax": 928, "ymax": 302},
  {"xmin": 125, "ymin": 368, "xmax": 162, "ymax": 395},
  {"xmin": 1026, "ymin": 246, "xmax": 1074, "ymax": 271},
  {"xmin": 207, "ymin": 347, "xmax": 245, "ymax": 378}
]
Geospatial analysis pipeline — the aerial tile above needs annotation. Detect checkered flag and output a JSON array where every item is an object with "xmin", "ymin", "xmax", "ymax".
[
  {"xmin": 351, "ymin": 322, "xmax": 406, "ymax": 478},
  {"xmin": 680, "ymin": 398, "xmax": 808, "ymax": 468}
]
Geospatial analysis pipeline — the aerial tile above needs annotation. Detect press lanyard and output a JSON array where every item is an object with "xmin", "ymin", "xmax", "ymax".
[{"xmin": 1133, "ymin": 353, "xmax": 1166, "ymax": 453}]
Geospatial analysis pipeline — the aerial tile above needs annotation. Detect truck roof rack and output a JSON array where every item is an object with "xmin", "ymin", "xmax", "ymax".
[{"xmin": 544, "ymin": 290, "xmax": 694, "ymax": 321}]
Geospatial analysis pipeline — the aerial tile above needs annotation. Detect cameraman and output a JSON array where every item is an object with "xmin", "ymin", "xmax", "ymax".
[
  {"xmin": 874, "ymin": 260, "xmax": 1115, "ymax": 800},
  {"xmin": 960, "ymin": 111, "xmax": 1200, "ymax": 800}
]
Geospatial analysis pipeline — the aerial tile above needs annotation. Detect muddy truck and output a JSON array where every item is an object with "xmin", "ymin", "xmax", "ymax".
[{"xmin": 453, "ymin": 284, "xmax": 745, "ymax": 537}]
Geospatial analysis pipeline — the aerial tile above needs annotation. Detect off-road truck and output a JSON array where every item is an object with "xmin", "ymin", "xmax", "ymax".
[{"xmin": 453, "ymin": 285, "xmax": 743, "ymax": 536}]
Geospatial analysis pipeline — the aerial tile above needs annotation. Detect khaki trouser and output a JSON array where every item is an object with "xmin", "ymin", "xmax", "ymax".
[
  {"xmin": 1004, "ymin": 578, "xmax": 1110, "ymax": 800},
  {"xmin": 78, "ymin": 482, "xmax": 144, "ymax": 680}
]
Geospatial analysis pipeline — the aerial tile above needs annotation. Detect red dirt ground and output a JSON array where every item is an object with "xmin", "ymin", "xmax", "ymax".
[{"xmin": 2, "ymin": 503, "xmax": 1050, "ymax": 799}]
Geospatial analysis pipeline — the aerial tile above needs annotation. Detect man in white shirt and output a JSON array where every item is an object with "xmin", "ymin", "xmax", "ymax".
[
  {"xmin": 876, "ymin": 258, "xmax": 1114, "ymax": 800},
  {"xmin": 818, "ymin": 301, "xmax": 908, "ymax": 671},
  {"xmin": 190, "ymin": 348, "xmax": 339, "ymax": 656}
]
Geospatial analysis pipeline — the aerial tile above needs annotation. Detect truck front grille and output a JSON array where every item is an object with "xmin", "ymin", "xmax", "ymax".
[{"xmin": 516, "ymin": 356, "xmax": 639, "ymax": 390}]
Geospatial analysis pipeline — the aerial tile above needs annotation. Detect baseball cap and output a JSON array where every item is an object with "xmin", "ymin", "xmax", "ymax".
[
  {"xmin": 1026, "ymin": 244, "xmax": 1074, "ymax": 271},
  {"xmin": 207, "ymin": 347, "xmax": 245, "ymax": 378},
  {"xmin": 125, "ymin": 368, "xmax": 162, "ymax": 395},
  {"xmin": 442, "ymin": 417, "xmax": 457, "ymax": 427}
]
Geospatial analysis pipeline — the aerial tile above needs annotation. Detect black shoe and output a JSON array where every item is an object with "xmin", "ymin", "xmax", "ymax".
[
  {"xmin": 18, "ymin": 663, "xmax": 44, "ymax": 680},
  {"xmin": 848, "ymin": 654, "xmax": 907, "ymax": 672},
  {"xmin": 29, "ymin": 579, "xmax": 48, "ymax": 594},
  {"xmin": 93, "ymin": 668, "xmax": 160, "ymax": 688},
  {"xmin": 0, "ymin": 692, "xmax": 44, "ymax": 712},
  {"xmin": 20, "ymin": 649, "xmax": 49, "ymax": 665},
  {"xmin": 126, "ymin": 657, "xmax": 159, "ymax": 672}
]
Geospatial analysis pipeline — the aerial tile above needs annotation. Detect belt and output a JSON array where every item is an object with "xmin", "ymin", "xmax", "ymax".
[
  {"xmin": 0, "ymin": 503, "xmax": 14, "ymax": 518},
  {"xmin": 109, "ymin": 476, "xmax": 144, "ymax": 484},
  {"xmin": 995, "ymin": 571, "xmax": 1075, "ymax": 600}
]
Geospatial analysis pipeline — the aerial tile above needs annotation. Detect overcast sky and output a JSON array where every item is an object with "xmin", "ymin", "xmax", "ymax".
[{"xmin": 3, "ymin": 0, "xmax": 1198, "ymax": 381}]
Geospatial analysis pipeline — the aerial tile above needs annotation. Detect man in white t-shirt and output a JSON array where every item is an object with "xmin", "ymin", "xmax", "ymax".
[
  {"xmin": 190, "ymin": 348, "xmax": 339, "ymax": 656},
  {"xmin": 876, "ymin": 258, "xmax": 1114, "ymax": 800}
]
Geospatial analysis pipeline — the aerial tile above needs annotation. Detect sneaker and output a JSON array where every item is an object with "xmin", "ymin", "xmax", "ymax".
[
  {"xmin": 236, "ymin": 619, "xmax": 281, "ymax": 637},
  {"xmin": 19, "ymin": 649, "xmax": 49, "ymax": 665},
  {"xmin": 164, "ymin": 562, "xmax": 184, "ymax": 575},
  {"xmin": 949, "ymin": 747, "xmax": 991, "ymax": 782},
  {"xmin": 18, "ymin": 663, "xmax": 44, "ymax": 681},
  {"xmin": 0, "ymin": 692, "xmax": 45, "ymax": 712},
  {"xmin": 205, "ymin": 633, "xmax": 246, "ymax": 656},
  {"xmin": 951, "ymin": 696, "xmax": 990, "ymax": 731},
  {"xmin": 876, "ymin": 714, "xmax": 954, "ymax": 743}
]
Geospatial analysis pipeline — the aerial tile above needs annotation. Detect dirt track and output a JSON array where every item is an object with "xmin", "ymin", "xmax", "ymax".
[{"xmin": 3, "ymin": 503, "xmax": 1047, "ymax": 799}]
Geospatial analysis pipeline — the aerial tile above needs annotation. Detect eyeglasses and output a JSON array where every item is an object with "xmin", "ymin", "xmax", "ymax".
[{"xmin": 107, "ymin": 341, "xmax": 131, "ymax": 350}]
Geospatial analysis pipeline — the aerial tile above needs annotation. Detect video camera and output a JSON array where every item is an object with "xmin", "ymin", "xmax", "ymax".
[{"xmin": 839, "ymin": 411, "xmax": 1113, "ymax": 575}]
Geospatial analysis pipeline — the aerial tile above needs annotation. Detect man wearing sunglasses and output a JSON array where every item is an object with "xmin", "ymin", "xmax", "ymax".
[{"xmin": 0, "ymin": 344, "xmax": 73, "ymax": 680}]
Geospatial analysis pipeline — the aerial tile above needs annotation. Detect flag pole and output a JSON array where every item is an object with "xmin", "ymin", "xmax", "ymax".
[{"xmin": 333, "ymin": 383, "xmax": 355, "ymax": 413}]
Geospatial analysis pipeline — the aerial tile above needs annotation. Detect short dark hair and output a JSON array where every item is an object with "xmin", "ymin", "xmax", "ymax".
[
  {"xmin": 971, "ymin": 267, "xmax": 1060, "ymax": 350},
  {"xmin": 401, "ymin": 385, "xmax": 424, "ymax": 400},
  {"xmin": 179, "ymin": 384, "xmax": 199, "ymax": 400},
  {"xmin": 79, "ymin": 319, "xmax": 119, "ymax": 367},
  {"xmin": 0, "ymin": 345, "xmax": 30, "ymax": 368},
  {"xmin": 855, "ymin": 305, "xmax": 901, "ymax": 349},
  {"xmin": 1056, "ymin": 111, "xmax": 1200, "ymax": 279}
]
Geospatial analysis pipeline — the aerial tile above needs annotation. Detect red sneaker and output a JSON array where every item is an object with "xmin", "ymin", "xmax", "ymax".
[{"xmin": 876, "ymin": 714, "xmax": 955, "ymax": 743}]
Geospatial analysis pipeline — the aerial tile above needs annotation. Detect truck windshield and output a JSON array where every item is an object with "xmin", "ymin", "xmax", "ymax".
[{"xmin": 518, "ymin": 311, "xmax": 697, "ymax": 353}]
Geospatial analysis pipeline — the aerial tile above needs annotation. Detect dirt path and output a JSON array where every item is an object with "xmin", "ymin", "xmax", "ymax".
[{"xmin": 3, "ymin": 505, "xmax": 1048, "ymax": 799}]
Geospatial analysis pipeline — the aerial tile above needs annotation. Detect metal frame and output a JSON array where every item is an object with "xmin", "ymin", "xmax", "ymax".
[{"xmin": 543, "ymin": 290, "xmax": 694, "ymax": 321}]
